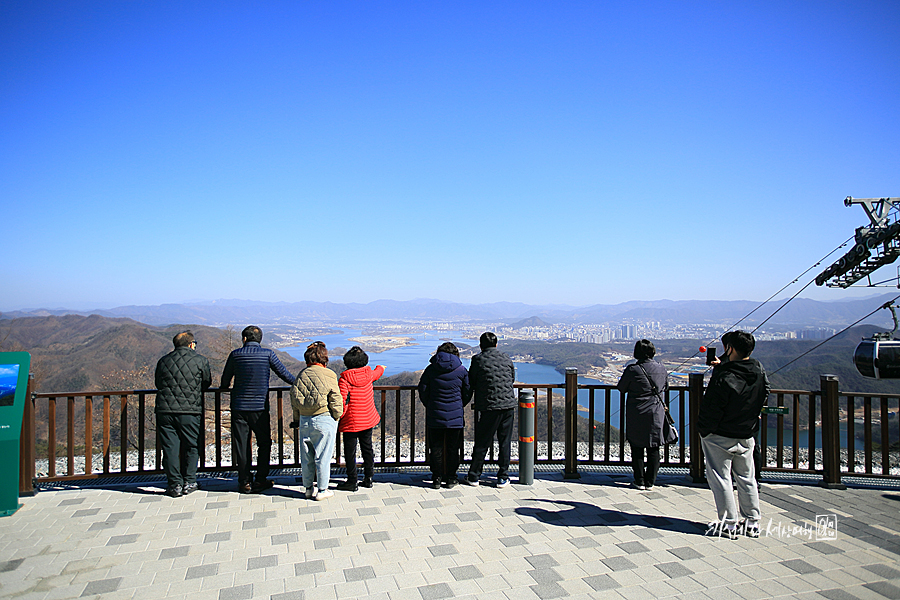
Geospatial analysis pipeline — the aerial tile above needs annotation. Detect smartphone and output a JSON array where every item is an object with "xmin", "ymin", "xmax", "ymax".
[{"xmin": 706, "ymin": 347, "xmax": 717, "ymax": 366}]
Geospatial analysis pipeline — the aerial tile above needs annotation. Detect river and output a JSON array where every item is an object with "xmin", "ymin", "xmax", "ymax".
[{"xmin": 284, "ymin": 330, "xmax": 839, "ymax": 448}]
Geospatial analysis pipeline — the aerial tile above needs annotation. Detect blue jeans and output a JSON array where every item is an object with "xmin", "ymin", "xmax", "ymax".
[{"xmin": 299, "ymin": 413, "xmax": 338, "ymax": 491}]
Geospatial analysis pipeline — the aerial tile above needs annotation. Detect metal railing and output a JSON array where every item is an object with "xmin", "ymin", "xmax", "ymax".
[{"xmin": 17, "ymin": 372, "xmax": 899, "ymax": 493}]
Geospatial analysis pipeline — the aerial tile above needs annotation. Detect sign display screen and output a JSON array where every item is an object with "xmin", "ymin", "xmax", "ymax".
[{"xmin": 0, "ymin": 365, "xmax": 18, "ymax": 407}]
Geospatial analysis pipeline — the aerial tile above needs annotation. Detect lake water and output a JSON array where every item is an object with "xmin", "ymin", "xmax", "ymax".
[
  {"xmin": 284, "ymin": 329, "xmax": 636, "ymax": 423},
  {"xmin": 284, "ymin": 331, "xmax": 840, "ymax": 448}
]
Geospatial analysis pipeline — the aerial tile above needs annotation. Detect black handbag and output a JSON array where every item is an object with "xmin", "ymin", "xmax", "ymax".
[{"xmin": 638, "ymin": 363, "xmax": 679, "ymax": 445}]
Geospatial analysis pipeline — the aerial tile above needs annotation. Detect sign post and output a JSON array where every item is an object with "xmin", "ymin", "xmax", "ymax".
[{"xmin": 0, "ymin": 352, "xmax": 31, "ymax": 517}]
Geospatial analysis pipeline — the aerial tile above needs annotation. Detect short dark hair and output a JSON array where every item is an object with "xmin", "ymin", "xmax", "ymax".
[
  {"xmin": 480, "ymin": 332, "xmax": 498, "ymax": 350},
  {"xmin": 437, "ymin": 342, "xmax": 459, "ymax": 356},
  {"xmin": 633, "ymin": 339, "xmax": 655, "ymax": 360},
  {"xmin": 725, "ymin": 330, "xmax": 755, "ymax": 358},
  {"xmin": 173, "ymin": 331, "xmax": 194, "ymax": 348},
  {"xmin": 242, "ymin": 326, "xmax": 262, "ymax": 343},
  {"xmin": 304, "ymin": 341, "xmax": 328, "ymax": 365},
  {"xmin": 343, "ymin": 346, "xmax": 369, "ymax": 369}
]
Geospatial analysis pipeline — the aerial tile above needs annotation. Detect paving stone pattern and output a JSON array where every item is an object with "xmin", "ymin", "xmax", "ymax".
[{"xmin": 0, "ymin": 470, "xmax": 898, "ymax": 600}]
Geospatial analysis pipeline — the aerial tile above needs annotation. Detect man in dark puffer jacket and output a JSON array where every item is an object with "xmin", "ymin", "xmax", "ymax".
[
  {"xmin": 221, "ymin": 326, "xmax": 296, "ymax": 494},
  {"xmin": 465, "ymin": 332, "xmax": 516, "ymax": 488},
  {"xmin": 155, "ymin": 331, "xmax": 212, "ymax": 497}
]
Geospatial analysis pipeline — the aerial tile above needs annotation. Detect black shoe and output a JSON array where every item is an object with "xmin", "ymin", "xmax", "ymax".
[
  {"xmin": 360, "ymin": 477, "xmax": 373, "ymax": 488},
  {"xmin": 336, "ymin": 480, "xmax": 358, "ymax": 492},
  {"xmin": 431, "ymin": 477, "xmax": 442, "ymax": 489},
  {"xmin": 182, "ymin": 482, "xmax": 200, "ymax": 495},
  {"xmin": 166, "ymin": 484, "xmax": 183, "ymax": 498},
  {"xmin": 446, "ymin": 477, "xmax": 459, "ymax": 489},
  {"xmin": 238, "ymin": 482, "xmax": 253, "ymax": 494},
  {"xmin": 251, "ymin": 480, "xmax": 274, "ymax": 493}
]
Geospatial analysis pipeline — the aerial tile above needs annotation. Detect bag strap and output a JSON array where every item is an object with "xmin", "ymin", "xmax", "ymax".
[{"xmin": 637, "ymin": 362, "xmax": 671, "ymax": 415}]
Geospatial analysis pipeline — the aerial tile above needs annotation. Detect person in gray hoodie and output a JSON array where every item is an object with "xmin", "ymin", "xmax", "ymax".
[{"xmin": 698, "ymin": 330, "xmax": 770, "ymax": 539}]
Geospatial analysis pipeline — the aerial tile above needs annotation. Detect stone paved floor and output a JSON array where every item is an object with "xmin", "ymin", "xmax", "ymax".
[{"xmin": 0, "ymin": 468, "xmax": 898, "ymax": 600}]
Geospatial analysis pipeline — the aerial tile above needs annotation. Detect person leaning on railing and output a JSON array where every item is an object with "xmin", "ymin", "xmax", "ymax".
[
  {"xmin": 336, "ymin": 346, "xmax": 385, "ymax": 492},
  {"xmin": 417, "ymin": 342, "xmax": 471, "ymax": 490},
  {"xmin": 290, "ymin": 341, "xmax": 344, "ymax": 501},
  {"xmin": 220, "ymin": 325, "xmax": 296, "ymax": 495},
  {"xmin": 154, "ymin": 331, "xmax": 212, "ymax": 498}
]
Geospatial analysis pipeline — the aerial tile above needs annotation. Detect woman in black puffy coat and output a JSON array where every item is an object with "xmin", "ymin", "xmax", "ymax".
[
  {"xmin": 417, "ymin": 342, "xmax": 471, "ymax": 489},
  {"xmin": 616, "ymin": 339, "xmax": 668, "ymax": 490}
]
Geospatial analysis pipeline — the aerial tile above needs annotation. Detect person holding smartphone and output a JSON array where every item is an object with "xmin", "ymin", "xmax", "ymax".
[{"xmin": 698, "ymin": 331, "xmax": 770, "ymax": 539}]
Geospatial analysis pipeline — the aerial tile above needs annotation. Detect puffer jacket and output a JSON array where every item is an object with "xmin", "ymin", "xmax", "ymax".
[
  {"xmin": 291, "ymin": 364, "xmax": 344, "ymax": 421},
  {"xmin": 221, "ymin": 342, "xmax": 296, "ymax": 412},
  {"xmin": 338, "ymin": 365, "xmax": 385, "ymax": 433},
  {"xmin": 417, "ymin": 352, "xmax": 471, "ymax": 428},
  {"xmin": 698, "ymin": 357, "xmax": 770, "ymax": 439},
  {"xmin": 154, "ymin": 347, "xmax": 212, "ymax": 414},
  {"xmin": 468, "ymin": 347, "xmax": 516, "ymax": 411}
]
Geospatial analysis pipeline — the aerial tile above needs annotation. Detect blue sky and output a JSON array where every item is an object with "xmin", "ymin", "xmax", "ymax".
[{"xmin": 2, "ymin": 2, "xmax": 898, "ymax": 311}]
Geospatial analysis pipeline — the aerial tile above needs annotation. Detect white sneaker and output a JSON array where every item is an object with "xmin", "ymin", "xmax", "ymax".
[
  {"xmin": 496, "ymin": 477, "xmax": 510, "ymax": 488},
  {"xmin": 464, "ymin": 476, "xmax": 480, "ymax": 487},
  {"xmin": 315, "ymin": 489, "xmax": 334, "ymax": 501},
  {"xmin": 304, "ymin": 487, "xmax": 316, "ymax": 499}
]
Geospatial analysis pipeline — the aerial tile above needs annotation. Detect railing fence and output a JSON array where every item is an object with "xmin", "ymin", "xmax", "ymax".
[{"xmin": 17, "ymin": 371, "xmax": 899, "ymax": 495}]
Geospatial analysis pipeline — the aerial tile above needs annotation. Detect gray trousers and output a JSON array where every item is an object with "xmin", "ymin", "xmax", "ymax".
[{"xmin": 701, "ymin": 433, "xmax": 760, "ymax": 525}]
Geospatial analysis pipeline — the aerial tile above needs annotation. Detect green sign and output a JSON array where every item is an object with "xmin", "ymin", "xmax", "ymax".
[
  {"xmin": 0, "ymin": 352, "xmax": 30, "ymax": 517},
  {"xmin": 762, "ymin": 406, "xmax": 789, "ymax": 415}
]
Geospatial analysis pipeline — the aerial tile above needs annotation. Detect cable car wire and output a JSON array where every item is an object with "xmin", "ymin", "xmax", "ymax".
[
  {"xmin": 767, "ymin": 293, "xmax": 900, "ymax": 377},
  {"xmin": 665, "ymin": 235, "xmax": 854, "ymax": 376}
]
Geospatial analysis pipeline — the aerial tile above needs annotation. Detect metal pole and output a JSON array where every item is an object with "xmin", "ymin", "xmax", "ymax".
[
  {"xmin": 19, "ymin": 374, "xmax": 36, "ymax": 497},
  {"xmin": 819, "ymin": 374, "xmax": 846, "ymax": 490},
  {"xmin": 564, "ymin": 368, "xmax": 580, "ymax": 479},
  {"xmin": 518, "ymin": 389, "xmax": 534, "ymax": 485},
  {"xmin": 689, "ymin": 373, "xmax": 706, "ymax": 483}
]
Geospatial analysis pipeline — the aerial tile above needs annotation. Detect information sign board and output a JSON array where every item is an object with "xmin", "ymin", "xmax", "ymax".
[{"xmin": 0, "ymin": 352, "xmax": 30, "ymax": 517}]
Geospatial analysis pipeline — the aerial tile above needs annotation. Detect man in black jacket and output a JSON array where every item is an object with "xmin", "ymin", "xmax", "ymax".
[
  {"xmin": 465, "ymin": 332, "xmax": 516, "ymax": 488},
  {"xmin": 698, "ymin": 330, "xmax": 770, "ymax": 539},
  {"xmin": 155, "ymin": 331, "xmax": 212, "ymax": 497}
]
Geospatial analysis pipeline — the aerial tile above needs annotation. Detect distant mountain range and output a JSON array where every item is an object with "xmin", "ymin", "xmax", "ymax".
[{"xmin": 2, "ymin": 294, "xmax": 898, "ymax": 329}]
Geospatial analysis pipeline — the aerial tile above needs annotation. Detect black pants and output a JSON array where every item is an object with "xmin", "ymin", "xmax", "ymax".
[
  {"xmin": 427, "ymin": 427, "xmax": 462, "ymax": 481},
  {"xmin": 232, "ymin": 410, "xmax": 271, "ymax": 485},
  {"xmin": 342, "ymin": 428, "xmax": 374, "ymax": 480},
  {"xmin": 158, "ymin": 413, "xmax": 201, "ymax": 487},
  {"xmin": 468, "ymin": 408, "xmax": 515, "ymax": 480},
  {"xmin": 630, "ymin": 444, "xmax": 660, "ymax": 487}
]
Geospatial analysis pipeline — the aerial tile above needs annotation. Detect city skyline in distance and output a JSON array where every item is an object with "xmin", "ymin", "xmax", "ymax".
[{"xmin": 4, "ymin": 293, "xmax": 897, "ymax": 333}]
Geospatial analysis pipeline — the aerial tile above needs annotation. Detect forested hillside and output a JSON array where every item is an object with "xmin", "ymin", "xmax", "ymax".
[{"xmin": 0, "ymin": 315, "xmax": 303, "ymax": 393}]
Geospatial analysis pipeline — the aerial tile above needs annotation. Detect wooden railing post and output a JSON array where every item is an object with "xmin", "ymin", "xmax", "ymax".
[
  {"xmin": 689, "ymin": 373, "xmax": 706, "ymax": 483},
  {"xmin": 819, "ymin": 374, "xmax": 846, "ymax": 490},
  {"xmin": 18, "ymin": 374, "xmax": 36, "ymax": 497},
  {"xmin": 564, "ymin": 368, "xmax": 580, "ymax": 479}
]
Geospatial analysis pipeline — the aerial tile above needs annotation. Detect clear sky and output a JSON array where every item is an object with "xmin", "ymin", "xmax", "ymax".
[{"xmin": 2, "ymin": 1, "xmax": 898, "ymax": 311}]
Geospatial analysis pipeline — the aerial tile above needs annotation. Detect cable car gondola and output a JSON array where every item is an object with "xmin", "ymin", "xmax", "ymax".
[{"xmin": 854, "ymin": 303, "xmax": 900, "ymax": 379}]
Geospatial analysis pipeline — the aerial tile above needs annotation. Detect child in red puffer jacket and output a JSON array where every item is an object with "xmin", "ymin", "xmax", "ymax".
[{"xmin": 335, "ymin": 346, "xmax": 385, "ymax": 491}]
